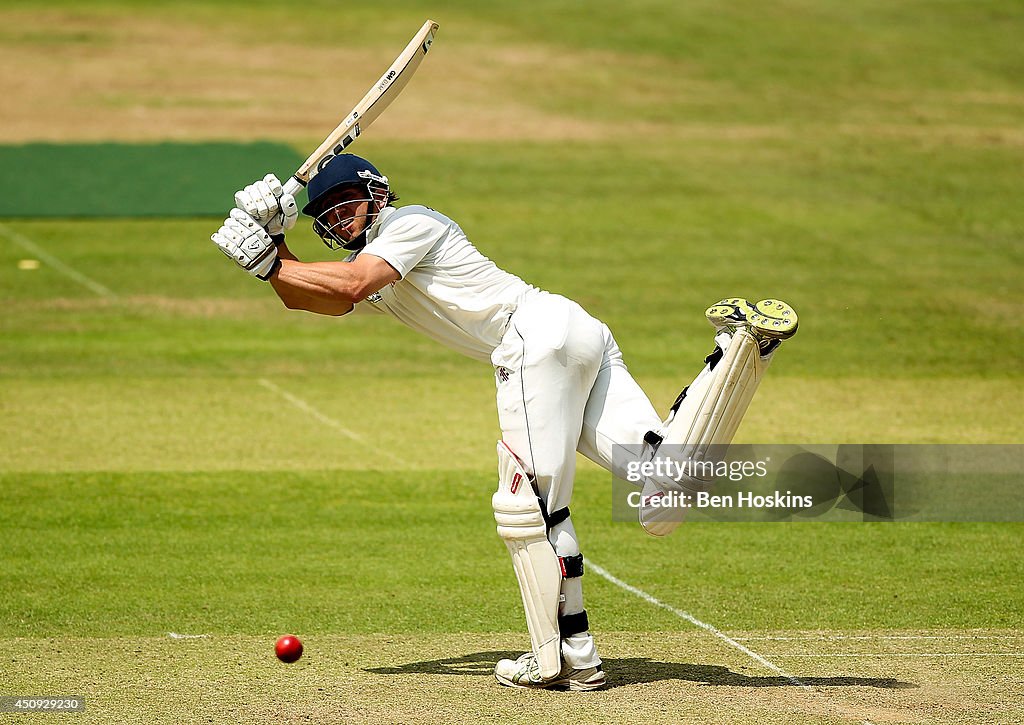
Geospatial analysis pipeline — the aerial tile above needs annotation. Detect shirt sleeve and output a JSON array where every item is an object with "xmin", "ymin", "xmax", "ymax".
[{"xmin": 359, "ymin": 209, "xmax": 448, "ymax": 278}]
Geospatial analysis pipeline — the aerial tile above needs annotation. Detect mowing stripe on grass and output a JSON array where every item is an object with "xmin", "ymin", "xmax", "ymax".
[{"xmin": 0, "ymin": 222, "xmax": 116, "ymax": 298}]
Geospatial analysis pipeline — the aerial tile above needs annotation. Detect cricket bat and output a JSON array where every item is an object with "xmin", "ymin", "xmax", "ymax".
[{"xmin": 280, "ymin": 19, "xmax": 439, "ymax": 199}]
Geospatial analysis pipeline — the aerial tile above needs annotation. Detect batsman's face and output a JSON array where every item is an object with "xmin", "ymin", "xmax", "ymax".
[{"xmin": 312, "ymin": 185, "xmax": 377, "ymax": 248}]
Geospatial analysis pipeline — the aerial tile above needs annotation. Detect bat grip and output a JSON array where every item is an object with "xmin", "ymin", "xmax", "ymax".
[{"xmin": 282, "ymin": 176, "xmax": 305, "ymax": 198}]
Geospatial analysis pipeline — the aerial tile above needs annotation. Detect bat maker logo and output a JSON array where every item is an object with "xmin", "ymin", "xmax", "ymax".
[{"xmin": 377, "ymin": 69, "xmax": 397, "ymax": 92}]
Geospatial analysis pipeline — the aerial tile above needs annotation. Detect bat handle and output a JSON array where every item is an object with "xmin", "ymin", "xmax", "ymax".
[{"xmin": 282, "ymin": 176, "xmax": 305, "ymax": 198}]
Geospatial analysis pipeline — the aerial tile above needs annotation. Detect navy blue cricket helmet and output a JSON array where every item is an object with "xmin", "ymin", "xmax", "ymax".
[{"xmin": 301, "ymin": 154, "xmax": 389, "ymax": 216}]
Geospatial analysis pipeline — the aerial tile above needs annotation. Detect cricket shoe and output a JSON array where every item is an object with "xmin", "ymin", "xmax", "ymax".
[
  {"xmin": 747, "ymin": 298, "xmax": 798, "ymax": 340},
  {"xmin": 706, "ymin": 297, "xmax": 799, "ymax": 353},
  {"xmin": 494, "ymin": 652, "xmax": 606, "ymax": 691},
  {"xmin": 704, "ymin": 297, "xmax": 755, "ymax": 334}
]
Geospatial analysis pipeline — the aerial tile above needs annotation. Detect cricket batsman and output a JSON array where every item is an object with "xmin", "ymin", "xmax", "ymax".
[{"xmin": 211, "ymin": 154, "xmax": 798, "ymax": 691}]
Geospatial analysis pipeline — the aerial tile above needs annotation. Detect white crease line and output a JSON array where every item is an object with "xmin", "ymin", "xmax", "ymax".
[
  {"xmin": 257, "ymin": 379, "xmax": 411, "ymax": 468},
  {"xmin": 589, "ymin": 563, "xmax": 878, "ymax": 725},
  {"xmin": 0, "ymin": 221, "xmax": 117, "ymax": 298},
  {"xmin": 258, "ymin": 378, "xmax": 364, "ymax": 442},
  {"xmin": 168, "ymin": 632, "xmax": 209, "ymax": 639},
  {"xmin": 256, "ymin": 379, "xmax": 408, "ymax": 467},
  {"xmin": 587, "ymin": 562, "xmax": 812, "ymax": 690},
  {"xmin": 772, "ymin": 653, "xmax": 1024, "ymax": 658}
]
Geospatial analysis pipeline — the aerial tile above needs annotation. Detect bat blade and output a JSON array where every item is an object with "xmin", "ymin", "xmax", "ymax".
[{"xmin": 283, "ymin": 19, "xmax": 438, "ymax": 197}]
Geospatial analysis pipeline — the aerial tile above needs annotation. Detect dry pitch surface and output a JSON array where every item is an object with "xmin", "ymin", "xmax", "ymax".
[{"xmin": 3, "ymin": 631, "xmax": 1022, "ymax": 724}]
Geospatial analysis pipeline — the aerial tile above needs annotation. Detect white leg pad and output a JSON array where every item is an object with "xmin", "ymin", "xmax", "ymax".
[
  {"xmin": 492, "ymin": 441, "xmax": 563, "ymax": 680},
  {"xmin": 641, "ymin": 331, "xmax": 772, "ymax": 536},
  {"xmin": 662, "ymin": 329, "xmax": 769, "ymax": 452}
]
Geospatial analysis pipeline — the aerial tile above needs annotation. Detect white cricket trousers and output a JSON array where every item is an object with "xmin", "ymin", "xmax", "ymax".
[{"xmin": 491, "ymin": 291, "xmax": 662, "ymax": 668}]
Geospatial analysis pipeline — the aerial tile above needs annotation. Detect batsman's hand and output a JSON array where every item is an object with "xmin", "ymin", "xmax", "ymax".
[
  {"xmin": 234, "ymin": 173, "xmax": 298, "ymax": 236},
  {"xmin": 211, "ymin": 208, "xmax": 280, "ymax": 280}
]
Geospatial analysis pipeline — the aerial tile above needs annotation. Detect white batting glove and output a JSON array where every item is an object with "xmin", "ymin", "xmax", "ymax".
[
  {"xmin": 211, "ymin": 208, "xmax": 280, "ymax": 280},
  {"xmin": 234, "ymin": 173, "xmax": 298, "ymax": 236}
]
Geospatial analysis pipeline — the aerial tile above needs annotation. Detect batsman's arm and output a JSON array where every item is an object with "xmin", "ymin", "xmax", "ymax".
[
  {"xmin": 275, "ymin": 237, "xmax": 298, "ymax": 261},
  {"xmin": 268, "ymin": 252, "xmax": 399, "ymax": 316}
]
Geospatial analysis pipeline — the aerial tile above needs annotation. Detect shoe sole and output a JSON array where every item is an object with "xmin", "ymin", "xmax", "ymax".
[
  {"xmin": 706, "ymin": 297, "xmax": 798, "ymax": 341},
  {"xmin": 748, "ymin": 298, "xmax": 798, "ymax": 340},
  {"xmin": 567, "ymin": 675, "xmax": 606, "ymax": 691},
  {"xmin": 705, "ymin": 297, "xmax": 753, "ymax": 332},
  {"xmin": 494, "ymin": 672, "xmax": 607, "ymax": 691}
]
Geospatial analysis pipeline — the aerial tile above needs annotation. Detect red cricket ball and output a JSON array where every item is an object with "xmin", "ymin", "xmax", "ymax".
[{"xmin": 275, "ymin": 634, "xmax": 303, "ymax": 663}]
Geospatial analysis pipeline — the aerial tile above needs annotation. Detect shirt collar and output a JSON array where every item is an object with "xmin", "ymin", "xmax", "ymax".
[{"xmin": 366, "ymin": 206, "xmax": 397, "ymax": 245}]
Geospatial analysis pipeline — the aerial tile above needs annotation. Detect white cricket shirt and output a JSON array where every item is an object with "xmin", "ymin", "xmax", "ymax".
[{"xmin": 348, "ymin": 205, "xmax": 539, "ymax": 362}]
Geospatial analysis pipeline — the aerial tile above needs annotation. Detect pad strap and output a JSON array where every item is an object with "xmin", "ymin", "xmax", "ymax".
[
  {"xmin": 668, "ymin": 388, "xmax": 688, "ymax": 416},
  {"xmin": 558, "ymin": 610, "xmax": 590, "ymax": 637},
  {"xmin": 668, "ymin": 346, "xmax": 725, "ymax": 415},
  {"xmin": 544, "ymin": 505, "xmax": 570, "ymax": 528},
  {"xmin": 644, "ymin": 430, "xmax": 664, "ymax": 448},
  {"xmin": 705, "ymin": 345, "xmax": 725, "ymax": 369},
  {"xmin": 558, "ymin": 553, "xmax": 584, "ymax": 578}
]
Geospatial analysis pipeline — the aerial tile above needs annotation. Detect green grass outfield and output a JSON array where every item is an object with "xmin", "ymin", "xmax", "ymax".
[{"xmin": 1, "ymin": 1, "xmax": 1023, "ymax": 723}]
